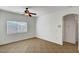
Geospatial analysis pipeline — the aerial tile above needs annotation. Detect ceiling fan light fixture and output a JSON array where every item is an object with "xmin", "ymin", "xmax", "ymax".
[{"xmin": 24, "ymin": 13, "xmax": 29, "ymax": 16}]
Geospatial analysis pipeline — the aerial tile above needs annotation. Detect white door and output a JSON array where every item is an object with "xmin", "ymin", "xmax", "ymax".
[{"xmin": 63, "ymin": 14, "xmax": 78, "ymax": 44}]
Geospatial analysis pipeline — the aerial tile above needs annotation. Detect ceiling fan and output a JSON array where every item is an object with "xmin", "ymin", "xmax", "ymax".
[{"xmin": 24, "ymin": 8, "xmax": 37, "ymax": 17}]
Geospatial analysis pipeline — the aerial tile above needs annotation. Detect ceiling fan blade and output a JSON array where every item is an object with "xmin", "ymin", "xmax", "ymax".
[
  {"xmin": 29, "ymin": 14, "xmax": 32, "ymax": 17},
  {"xmin": 30, "ymin": 13, "xmax": 37, "ymax": 15}
]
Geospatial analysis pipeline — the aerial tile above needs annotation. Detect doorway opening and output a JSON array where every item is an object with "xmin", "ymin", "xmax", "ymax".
[{"xmin": 63, "ymin": 14, "xmax": 78, "ymax": 49}]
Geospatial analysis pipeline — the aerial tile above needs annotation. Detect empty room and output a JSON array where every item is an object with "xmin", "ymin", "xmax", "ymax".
[{"xmin": 0, "ymin": 6, "xmax": 79, "ymax": 53}]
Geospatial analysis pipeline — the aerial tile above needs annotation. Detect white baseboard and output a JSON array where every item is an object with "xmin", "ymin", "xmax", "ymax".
[
  {"xmin": 36, "ymin": 35, "xmax": 63, "ymax": 45},
  {"xmin": 0, "ymin": 35, "xmax": 63, "ymax": 45},
  {"xmin": 0, "ymin": 35, "xmax": 35, "ymax": 45}
]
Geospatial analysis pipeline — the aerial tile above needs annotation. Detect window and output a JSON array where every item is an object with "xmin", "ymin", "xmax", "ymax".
[{"xmin": 7, "ymin": 21, "xmax": 27, "ymax": 34}]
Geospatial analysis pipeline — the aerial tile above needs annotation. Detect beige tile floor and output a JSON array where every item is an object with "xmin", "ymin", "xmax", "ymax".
[{"xmin": 0, "ymin": 38, "xmax": 78, "ymax": 53}]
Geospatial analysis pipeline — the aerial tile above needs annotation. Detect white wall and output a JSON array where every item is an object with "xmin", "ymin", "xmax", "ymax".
[
  {"xmin": 0, "ymin": 10, "xmax": 37, "ymax": 45},
  {"xmin": 36, "ymin": 12, "xmax": 62, "ymax": 45},
  {"xmin": 36, "ymin": 7, "xmax": 79, "ymax": 46}
]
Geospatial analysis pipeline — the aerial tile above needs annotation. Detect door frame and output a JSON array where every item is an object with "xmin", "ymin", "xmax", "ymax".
[{"xmin": 62, "ymin": 14, "xmax": 78, "ymax": 45}]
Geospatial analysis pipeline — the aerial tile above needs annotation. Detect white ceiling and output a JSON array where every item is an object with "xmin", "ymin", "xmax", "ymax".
[{"xmin": 0, "ymin": 6, "xmax": 74, "ymax": 16}]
